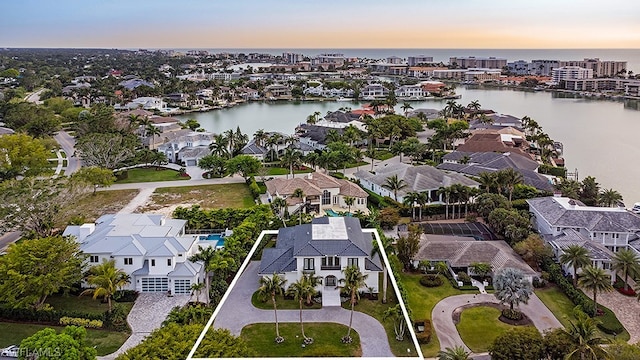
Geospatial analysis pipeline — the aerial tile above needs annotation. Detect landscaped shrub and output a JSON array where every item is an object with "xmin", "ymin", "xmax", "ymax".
[
  {"xmin": 532, "ymin": 277, "xmax": 547, "ymax": 288},
  {"xmin": 414, "ymin": 319, "xmax": 432, "ymax": 344},
  {"xmin": 419, "ymin": 274, "xmax": 443, "ymax": 288},
  {"xmin": 458, "ymin": 285, "xmax": 480, "ymax": 291},
  {"xmin": 0, "ymin": 306, "xmax": 103, "ymax": 325},
  {"xmin": 113, "ymin": 290, "xmax": 138, "ymax": 303},
  {"xmin": 59, "ymin": 316, "xmax": 103, "ymax": 329},
  {"xmin": 541, "ymin": 259, "xmax": 595, "ymax": 315},
  {"xmin": 103, "ymin": 303, "xmax": 128, "ymax": 331},
  {"xmin": 613, "ymin": 277, "xmax": 637, "ymax": 297},
  {"xmin": 597, "ymin": 307, "xmax": 625, "ymax": 335},
  {"xmin": 457, "ymin": 272, "xmax": 471, "ymax": 285},
  {"xmin": 501, "ymin": 309, "xmax": 523, "ymax": 321}
]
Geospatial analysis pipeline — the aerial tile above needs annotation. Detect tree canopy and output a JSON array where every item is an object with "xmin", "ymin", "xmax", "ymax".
[
  {"xmin": 0, "ymin": 133, "xmax": 52, "ymax": 181},
  {"xmin": 76, "ymin": 133, "xmax": 139, "ymax": 169},
  {"xmin": 20, "ymin": 326, "xmax": 97, "ymax": 360}
]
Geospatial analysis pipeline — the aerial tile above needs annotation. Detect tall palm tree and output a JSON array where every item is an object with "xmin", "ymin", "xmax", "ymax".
[
  {"xmin": 285, "ymin": 274, "xmax": 318, "ymax": 343},
  {"xmin": 80, "ymin": 259, "xmax": 130, "ymax": 312},
  {"xmin": 280, "ymin": 147, "xmax": 302, "ymax": 179},
  {"xmin": 339, "ymin": 265, "xmax": 368, "ymax": 343},
  {"xmin": 578, "ymin": 265, "xmax": 613, "ymax": 317},
  {"xmin": 437, "ymin": 186, "xmax": 452, "ymax": 219},
  {"xmin": 612, "ymin": 249, "xmax": 640, "ymax": 291},
  {"xmin": 189, "ymin": 245, "xmax": 216, "ymax": 304},
  {"xmin": 403, "ymin": 191, "xmax": 420, "ymax": 219},
  {"xmin": 209, "ymin": 134, "xmax": 230, "ymax": 158},
  {"xmin": 253, "ymin": 129, "xmax": 268, "ymax": 147},
  {"xmin": 599, "ymin": 188, "xmax": 623, "ymax": 207},
  {"xmin": 258, "ymin": 273, "xmax": 287, "ymax": 342},
  {"xmin": 560, "ymin": 245, "xmax": 591, "ymax": 287},
  {"xmin": 382, "ymin": 174, "xmax": 407, "ymax": 202},
  {"xmin": 477, "ymin": 171, "xmax": 498, "ymax": 193},
  {"xmin": 496, "ymin": 168, "xmax": 523, "ymax": 203},
  {"xmin": 344, "ymin": 196, "xmax": 355, "ymax": 214},
  {"xmin": 190, "ymin": 282, "xmax": 205, "ymax": 304},
  {"xmin": 564, "ymin": 311, "xmax": 610, "ymax": 360},
  {"xmin": 145, "ymin": 124, "xmax": 161, "ymax": 150},
  {"xmin": 437, "ymin": 346, "xmax": 471, "ymax": 360},
  {"xmin": 292, "ymin": 187, "xmax": 305, "ymax": 224},
  {"xmin": 272, "ymin": 197, "xmax": 288, "ymax": 227},
  {"xmin": 371, "ymin": 235, "xmax": 395, "ymax": 303},
  {"xmin": 401, "ymin": 102, "xmax": 413, "ymax": 117}
]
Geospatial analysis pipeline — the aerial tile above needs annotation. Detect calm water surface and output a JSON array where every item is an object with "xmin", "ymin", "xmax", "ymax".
[{"xmin": 178, "ymin": 90, "xmax": 640, "ymax": 205}]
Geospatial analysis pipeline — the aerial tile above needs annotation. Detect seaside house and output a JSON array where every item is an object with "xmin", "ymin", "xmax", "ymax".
[
  {"xmin": 258, "ymin": 217, "xmax": 382, "ymax": 306},
  {"xmin": 63, "ymin": 214, "xmax": 206, "ymax": 295}
]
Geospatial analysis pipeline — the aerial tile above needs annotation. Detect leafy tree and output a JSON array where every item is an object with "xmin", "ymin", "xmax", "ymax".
[
  {"xmin": 44, "ymin": 97, "xmax": 73, "ymax": 114},
  {"xmin": 493, "ymin": 267, "xmax": 533, "ymax": 313},
  {"xmin": 397, "ymin": 225, "xmax": 421, "ymax": 270},
  {"xmin": 339, "ymin": 265, "xmax": 368, "ymax": 343},
  {"xmin": 76, "ymin": 133, "xmax": 138, "ymax": 169},
  {"xmin": 579, "ymin": 176, "xmax": 600, "ymax": 206},
  {"xmin": 606, "ymin": 342, "xmax": 640, "ymax": 360},
  {"xmin": 0, "ymin": 236, "xmax": 84, "ymax": 309},
  {"xmin": 0, "ymin": 133, "xmax": 51, "ymax": 181},
  {"xmin": 487, "ymin": 208, "xmax": 531, "ymax": 244},
  {"xmin": 72, "ymin": 166, "xmax": 116, "ymax": 193},
  {"xmin": 198, "ymin": 154, "xmax": 227, "ymax": 178},
  {"xmin": 612, "ymin": 249, "xmax": 640, "ymax": 291},
  {"xmin": 117, "ymin": 324, "xmax": 254, "ymax": 359},
  {"xmin": 382, "ymin": 174, "xmax": 407, "ymax": 201},
  {"xmin": 182, "ymin": 118, "xmax": 201, "ymax": 131},
  {"xmin": 560, "ymin": 244, "xmax": 591, "ymax": 287},
  {"xmin": 513, "ymin": 234, "xmax": 553, "ymax": 271},
  {"xmin": 3, "ymin": 102, "xmax": 59, "ymax": 138},
  {"xmin": 20, "ymin": 326, "xmax": 97, "ymax": 360},
  {"xmin": 564, "ymin": 310, "xmax": 610, "ymax": 360},
  {"xmin": 226, "ymin": 155, "xmax": 261, "ymax": 181},
  {"xmin": 75, "ymin": 104, "xmax": 118, "ymax": 135},
  {"xmin": 542, "ymin": 328, "xmax": 575, "ymax": 360},
  {"xmin": 437, "ymin": 345, "xmax": 471, "ymax": 360},
  {"xmin": 258, "ymin": 273, "xmax": 287, "ymax": 342},
  {"xmin": 489, "ymin": 327, "xmax": 544, "ymax": 360},
  {"xmin": 80, "ymin": 259, "xmax": 130, "ymax": 312},
  {"xmin": 0, "ymin": 177, "xmax": 91, "ymax": 237},
  {"xmin": 578, "ymin": 265, "xmax": 613, "ymax": 317}
]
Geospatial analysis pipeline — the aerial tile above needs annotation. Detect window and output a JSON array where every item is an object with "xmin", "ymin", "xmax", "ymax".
[
  {"xmin": 333, "ymin": 196, "xmax": 338, "ymax": 204},
  {"xmin": 151, "ymin": 259, "xmax": 156, "ymax": 267},
  {"xmin": 124, "ymin": 258, "xmax": 133, "ymax": 265},
  {"xmin": 322, "ymin": 256, "xmax": 340, "ymax": 269},
  {"xmin": 322, "ymin": 190, "xmax": 331, "ymax": 205},
  {"xmin": 89, "ymin": 256, "xmax": 99, "ymax": 263},
  {"xmin": 167, "ymin": 258, "xmax": 172, "ymax": 266},
  {"xmin": 603, "ymin": 262, "xmax": 611, "ymax": 270},
  {"xmin": 347, "ymin": 258, "xmax": 358, "ymax": 267},
  {"xmin": 178, "ymin": 253, "xmax": 183, "ymax": 257},
  {"xmin": 303, "ymin": 258, "xmax": 314, "ymax": 271}
]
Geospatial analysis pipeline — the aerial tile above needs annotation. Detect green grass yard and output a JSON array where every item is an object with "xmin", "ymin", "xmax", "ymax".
[
  {"xmin": 0, "ymin": 322, "xmax": 129, "ymax": 356},
  {"xmin": 45, "ymin": 294, "xmax": 134, "ymax": 315},
  {"xmin": 456, "ymin": 306, "xmax": 533, "ymax": 352},
  {"xmin": 251, "ymin": 291, "xmax": 322, "ymax": 310},
  {"xmin": 240, "ymin": 322, "xmax": 361, "ymax": 357},
  {"xmin": 115, "ymin": 167, "xmax": 190, "ymax": 183},
  {"xmin": 139, "ymin": 183, "xmax": 255, "ymax": 212}
]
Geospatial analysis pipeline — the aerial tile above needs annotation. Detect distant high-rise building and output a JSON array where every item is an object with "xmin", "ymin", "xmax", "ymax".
[
  {"xmin": 552, "ymin": 66, "xmax": 593, "ymax": 84},
  {"xmin": 531, "ymin": 60, "xmax": 560, "ymax": 76},
  {"xmin": 407, "ymin": 55, "xmax": 434, "ymax": 66},
  {"xmin": 282, "ymin": 52, "xmax": 304, "ymax": 64},
  {"xmin": 559, "ymin": 58, "xmax": 627, "ymax": 77},
  {"xmin": 449, "ymin": 56, "xmax": 507, "ymax": 69}
]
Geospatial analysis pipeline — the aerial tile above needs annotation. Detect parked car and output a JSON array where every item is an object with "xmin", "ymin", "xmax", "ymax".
[{"xmin": 0, "ymin": 345, "xmax": 19, "ymax": 357}]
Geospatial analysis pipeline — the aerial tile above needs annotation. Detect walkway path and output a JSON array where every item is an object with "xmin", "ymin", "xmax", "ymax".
[
  {"xmin": 213, "ymin": 261, "xmax": 394, "ymax": 357},
  {"xmin": 432, "ymin": 293, "xmax": 562, "ymax": 354},
  {"xmin": 595, "ymin": 288, "xmax": 640, "ymax": 343},
  {"xmin": 98, "ymin": 293, "xmax": 190, "ymax": 360}
]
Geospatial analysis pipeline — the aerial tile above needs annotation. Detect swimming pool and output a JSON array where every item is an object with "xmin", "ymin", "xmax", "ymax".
[
  {"xmin": 325, "ymin": 209, "xmax": 352, "ymax": 217},
  {"xmin": 199, "ymin": 234, "xmax": 226, "ymax": 247}
]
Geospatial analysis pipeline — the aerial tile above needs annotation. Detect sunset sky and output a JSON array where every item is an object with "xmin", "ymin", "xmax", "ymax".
[{"xmin": 3, "ymin": 0, "xmax": 639, "ymax": 49}]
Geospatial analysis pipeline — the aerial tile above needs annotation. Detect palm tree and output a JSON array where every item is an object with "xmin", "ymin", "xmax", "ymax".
[
  {"xmin": 560, "ymin": 245, "xmax": 591, "ymax": 287},
  {"xmin": 477, "ymin": 172, "xmax": 498, "ymax": 193},
  {"xmin": 253, "ymin": 129, "xmax": 268, "ymax": 147},
  {"xmin": 612, "ymin": 249, "xmax": 640, "ymax": 292},
  {"xmin": 599, "ymin": 188, "xmax": 623, "ymax": 207},
  {"xmin": 292, "ymin": 187, "xmax": 305, "ymax": 224},
  {"xmin": 437, "ymin": 186, "xmax": 452, "ymax": 219},
  {"xmin": 496, "ymin": 168, "xmax": 523, "ymax": 203},
  {"xmin": 403, "ymin": 191, "xmax": 420, "ymax": 220},
  {"xmin": 578, "ymin": 265, "xmax": 613, "ymax": 317},
  {"xmin": 401, "ymin": 102, "xmax": 413, "ymax": 117},
  {"xmin": 272, "ymin": 197, "xmax": 288, "ymax": 227},
  {"xmin": 80, "ymin": 259, "xmax": 130, "ymax": 312},
  {"xmin": 189, "ymin": 245, "xmax": 216, "ymax": 304},
  {"xmin": 416, "ymin": 191, "xmax": 429, "ymax": 221},
  {"xmin": 564, "ymin": 311, "xmax": 610, "ymax": 360},
  {"xmin": 145, "ymin": 124, "xmax": 161, "ymax": 150},
  {"xmin": 190, "ymin": 282, "xmax": 205, "ymax": 304},
  {"xmin": 286, "ymin": 275, "xmax": 318, "ymax": 343},
  {"xmin": 371, "ymin": 235, "xmax": 395, "ymax": 303},
  {"xmin": 344, "ymin": 196, "xmax": 355, "ymax": 214},
  {"xmin": 382, "ymin": 174, "xmax": 407, "ymax": 202},
  {"xmin": 493, "ymin": 267, "xmax": 533, "ymax": 313},
  {"xmin": 437, "ymin": 346, "xmax": 471, "ymax": 360},
  {"xmin": 258, "ymin": 273, "xmax": 287, "ymax": 342},
  {"xmin": 209, "ymin": 134, "xmax": 230, "ymax": 158},
  {"xmin": 339, "ymin": 265, "xmax": 368, "ymax": 343},
  {"xmin": 280, "ymin": 147, "xmax": 302, "ymax": 179}
]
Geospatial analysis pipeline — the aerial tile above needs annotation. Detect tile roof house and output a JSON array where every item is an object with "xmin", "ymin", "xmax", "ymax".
[
  {"xmin": 455, "ymin": 132, "xmax": 531, "ymax": 158},
  {"xmin": 266, "ymin": 172, "xmax": 368, "ymax": 215},
  {"xmin": 258, "ymin": 217, "xmax": 382, "ymax": 305},
  {"xmin": 63, "ymin": 214, "xmax": 205, "ymax": 295},
  {"xmin": 527, "ymin": 196, "xmax": 640, "ymax": 281},
  {"xmin": 354, "ymin": 163, "xmax": 479, "ymax": 204},
  {"xmin": 437, "ymin": 151, "xmax": 554, "ymax": 192},
  {"xmin": 415, "ymin": 237, "xmax": 538, "ymax": 282}
]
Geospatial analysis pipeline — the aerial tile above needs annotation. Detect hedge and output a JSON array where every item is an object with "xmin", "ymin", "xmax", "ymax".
[
  {"xmin": 59, "ymin": 316, "xmax": 103, "ymax": 329},
  {"xmin": 542, "ymin": 259, "xmax": 595, "ymax": 315},
  {"xmin": 414, "ymin": 319, "xmax": 432, "ymax": 344},
  {"xmin": 0, "ymin": 306, "xmax": 104, "ymax": 324},
  {"xmin": 419, "ymin": 274, "xmax": 444, "ymax": 287}
]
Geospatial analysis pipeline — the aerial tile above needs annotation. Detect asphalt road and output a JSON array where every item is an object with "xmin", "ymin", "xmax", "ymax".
[
  {"xmin": 0, "ymin": 231, "xmax": 21, "ymax": 252},
  {"xmin": 54, "ymin": 130, "xmax": 80, "ymax": 175}
]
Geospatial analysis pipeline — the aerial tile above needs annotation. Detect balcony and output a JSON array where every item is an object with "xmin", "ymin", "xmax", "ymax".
[
  {"xmin": 321, "ymin": 266, "xmax": 341, "ymax": 271},
  {"xmin": 302, "ymin": 269, "xmax": 315, "ymax": 274}
]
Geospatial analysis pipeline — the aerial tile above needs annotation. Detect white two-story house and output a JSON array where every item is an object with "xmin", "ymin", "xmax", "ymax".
[
  {"xmin": 63, "ymin": 214, "xmax": 205, "ymax": 295},
  {"xmin": 258, "ymin": 217, "xmax": 382, "ymax": 306},
  {"xmin": 527, "ymin": 196, "xmax": 640, "ymax": 281}
]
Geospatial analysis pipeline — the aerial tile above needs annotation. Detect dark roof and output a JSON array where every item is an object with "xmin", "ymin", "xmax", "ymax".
[
  {"xmin": 442, "ymin": 151, "xmax": 538, "ymax": 172},
  {"xmin": 544, "ymin": 229, "xmax": 613, "ymax": 261}
]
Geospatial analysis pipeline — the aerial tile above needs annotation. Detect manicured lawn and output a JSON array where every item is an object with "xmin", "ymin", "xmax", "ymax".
[
  {"xmin": 398, "ymin": 272, "xmax": 470, "ymax": 358},
  {"xmin": 115, "ymin": 167, "xmax": 190, "ymax": 183},
  {"xmin": 372, "ymin": 149, "xmax": 395, "ymax": 161},
  {"xmin": 45, "ymin": 294, "xmax": 134, "ymax": 316},
  {"xmin": 140, "ymin": 183, "xmax": 254, "ymax": 212},
  {"xmin": 535, "ymin": 286, "xmax": 630, "ymax": 341},
  {"xmin": 456, "ymin": 306, "xmax": 533, "ymax": 352},
  {"xmin": 241, "ymin": 322, "xmax": 361, "ymax": 357},
  {"xmin": 0, "ymin": 322, "xmax": 129, "ymax": 356},
  {"xmin": 251, "ymin": 291, "xmax": 321, "ymax": 310},
  {"xmin": 57, "ymin": 189, "xmax": 140, "ymax": 227}
]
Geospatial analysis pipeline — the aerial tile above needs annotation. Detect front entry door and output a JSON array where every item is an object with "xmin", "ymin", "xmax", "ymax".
[{"xmin": 325, "ymin": 275, "xmax": 337, "ymax": 287}]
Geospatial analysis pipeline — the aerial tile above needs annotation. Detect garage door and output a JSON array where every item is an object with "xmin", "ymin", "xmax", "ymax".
[
  {"xmin": 174, "ymin": 279, "xmax": 192, "ymax": 294},
  {"xmin": 187, "ymin": 160, "xmax": 197, "ymax": 166},
  {"xmin": 141, "ymin": 277, "xmax": 169, "ymax": 292}
]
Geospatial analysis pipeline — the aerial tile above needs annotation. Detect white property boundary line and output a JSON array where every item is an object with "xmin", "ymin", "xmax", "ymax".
[{"xmin": 187, "ymin": 227, "xmax": 423, "ymax": 360}]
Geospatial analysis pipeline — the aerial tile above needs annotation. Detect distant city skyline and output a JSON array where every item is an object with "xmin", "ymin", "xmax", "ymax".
[{"xmin": 2, "ymin": 0, "xmax": 639, "ymax": 49}]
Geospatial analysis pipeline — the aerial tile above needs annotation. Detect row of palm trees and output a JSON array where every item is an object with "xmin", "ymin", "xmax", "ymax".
[
  {"xmin": 208, "ymin": 127, "xmax": 249, "ymax": 158},
  {"xmin": 258, "ymin": 265, "xmax": 368, "ymax": 344},
  {"xmin": 560, "ymin": 245, "xmax": 640, "ymax": 316}
]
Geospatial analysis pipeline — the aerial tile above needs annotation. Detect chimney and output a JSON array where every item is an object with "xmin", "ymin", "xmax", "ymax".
[{"xmin": 78, "ymin": 223, "xmax": 95, "ymax": 242}]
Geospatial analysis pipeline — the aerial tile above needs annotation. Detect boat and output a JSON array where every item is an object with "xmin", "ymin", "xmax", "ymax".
[{"xmin": 335, "ymin": 97, "xmax": 353, "ymax": 102}]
